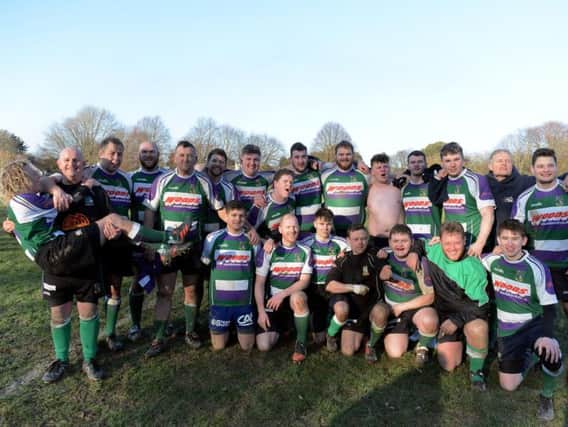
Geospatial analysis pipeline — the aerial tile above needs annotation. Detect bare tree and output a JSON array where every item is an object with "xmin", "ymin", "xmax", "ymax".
[
  {"xmin": 0, "ymin": 130, "xmax": 27, "ymax": 154},
  {"xmin": 183, "ymin": 117, "xmax": 221, "ymax": 162},
  {"xmin": 311, "ymin": 122, "xmax": 352, "ymax": 162},
  {"xmin": 122, "ymin": 116, "xmax": 172, "ymax": 170},
  {"xmin": 43, "ymin": 106, "xmax": 124, "ymax": 164},
  {"xmin": 390, "ymin": 149, "xmax": 411, "ymax": 173}
]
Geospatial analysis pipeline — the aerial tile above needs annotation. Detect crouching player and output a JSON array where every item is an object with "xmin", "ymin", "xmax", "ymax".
[
  {"xmin": 300, "ymin": 207, "xmax": 349, "ymax": 344},
  {"xmin": 379, "ymin": 225, "xmax": 438, "ymax": 367},
  {"xmin": 483, "ymin": 220, "xmax": 563, "ymax": 421},
  {"xmin": 1, "ymin": 159, "xmax": 189, "ymax": 383},
  {"xmin": 416, "ymin": 222, "xmax": 490, "ymax": 390},
  {"xmin": 201, "ymin": 201, "xmax": 259, "ymax": 351},
  {"xmin": 325, "ymin": 224, "xmax": 389, "ymax": 362},
  {"xmin": 255, "ymin": 214, "xmax": 312, "ymax": 363}
]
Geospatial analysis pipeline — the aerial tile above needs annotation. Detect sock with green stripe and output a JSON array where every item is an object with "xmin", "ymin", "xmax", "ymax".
[
  {"xmin": 368, "ymin": 322, "xmax": 385, "ymax": 348},
  {"xmin": 294, "ymin": 312, "xmax": 309, "ymax": 345},
  {"xmin": 80, "ymin": 314, "xmax": 99, "ymax": 361},
  {"xmin": 184, "ymin": 304, "xmax": 196, "ymax": 335},
  {"xmin": 327, "ymin": 315, "xmax": 345, "ymax": 337},
  {"xmin": 104, "ymin": 297, "xmax": 121, "ymax": 337},
  {"xmin": 51, "ymin": 318, "xmax": 71, "ymax": 362}
]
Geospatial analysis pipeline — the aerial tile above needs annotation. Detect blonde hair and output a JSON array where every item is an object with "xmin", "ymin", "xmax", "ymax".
[{"xmin": 0, "ymin": 158, "xmax": 38, "ymax": 203}]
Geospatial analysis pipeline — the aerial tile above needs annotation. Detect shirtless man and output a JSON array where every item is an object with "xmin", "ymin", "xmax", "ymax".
[{"xmin": 367, "ymin": 153, "xmax": 403, "ymax": 250}]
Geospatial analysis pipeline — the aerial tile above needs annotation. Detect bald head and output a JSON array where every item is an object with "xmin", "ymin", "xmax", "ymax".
[
  {"xmin": 57, "ymin": 147, "xmax": 85, "ymax": 184},
  {"xmin": 279, "ymin": 213, "xmax": 299, "ymax": 246},
  {"xmin": 138, "ymin": 141, "xmax": 160, "ymax": 171}
]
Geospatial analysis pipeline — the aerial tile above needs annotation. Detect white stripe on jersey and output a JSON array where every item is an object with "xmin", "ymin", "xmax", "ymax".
[
  {"xmin": 329, "ymin": 206, "xmax": 361, "ymax": 216},
  {"xmin": 497, "ymin": 308, "xmax": 532, "ymax": 324},
  {"xmin": 296, "ymin": 205, "xmax": 320, "ymax": 216},
  {"xmin": 408, "ymin": 224, "xmax": 431, "ymax": 235},
  {"xmin": 534, "ymin": 239, "xmax": 568, "ymax": 251},
  {"xmin": 216, "ymin": 280, "xmax": 249, "ymax": 292}
]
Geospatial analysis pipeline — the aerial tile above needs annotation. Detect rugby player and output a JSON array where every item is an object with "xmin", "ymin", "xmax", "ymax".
[
  {"xmin": 401, "ymin": 150, "xmax": 441, "ymax": 240},
  {"xmin": 227, "ymin": 144, "xmax": 272, "ymax": 212},
  {"xmin": 366, "ymin": 153, "xmax": 403, "ymax": 250},
  {"xmin": 300, "ymin": 207, "xmax": 349, "ymax": 344},
  {"xmin": 248, "ymin": 169, "xmax": 295, "ymax": 241},
  {"xmin": 379, "ymin": 225, "xmax": 438, "ymax": 367},
  {"xmin": 145, "ymin": 140, "xmax": 225, "ymax": 356},
  {"xmin": 416, "ymin": 222, "xmax": 490, "ymax": 390},
  {"xmin": 429, "ymin": 142, "xmax": 495, "ymax": 256},
  {"xmin": 87, "ymin": 137, "xmax": 134, "ymax": 351},
  {"xmin": 201, "ymin": 200, "xmax": 259, "ymax": 351},
  {"xmin": 288, "ymin": 142, "xmax": 323, "ymax": 238},
  {"xmin": 255, "ymin": 214, "xmax": 312, "ymax": 363},
  {"xmin": 482, "ymin": 219, "xmax": 562, "ymax": 421},
  {"xmin": 127, "ymin": 140, "xmax": 168, "ymax": 342},
  {"xmin": 512, "ymin": 148, "xmax": 568, "ymax": 316},
  {"xmin": 321, "ymin": 141, "xmax": 368, "ymax": 237},
  {"xmin": 1, "ymin": 159, "xmax": 189, "ymax": 382},
  {"xmin": 325, "ymin": 225, "xmax": 389, "ymax": 362}
]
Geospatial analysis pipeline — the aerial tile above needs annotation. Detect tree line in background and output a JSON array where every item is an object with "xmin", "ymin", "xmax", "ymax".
[{"xmin": 1, "ymin": 105, "xmax": 567, "ymax": 175}]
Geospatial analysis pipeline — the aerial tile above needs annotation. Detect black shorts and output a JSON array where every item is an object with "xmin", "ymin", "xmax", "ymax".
[
  {"xmin": 258, "ymin": 296, "xmax": 295, "ymax": 334},
  {"xmin": 369, "ymin": 236, "xmax": 389, "ymax": 252},
  {"xmin": 550, "ymin": 267, "xmax": 568, "ymax": 302},
  {"xmin": 103, "ymin": 237, "xmax": 134, "ymax": 277},
  {"xmin": 41, "ymin": 273, "xmax": 102, "ymax": 307},
  {"xmin": 437, "ymin": 309, "xmax": 488, "ymax": 344},
  {"xmin": 385, "ymin": 308, "xmax": 419, "ymax": 335},
  {"xmin": 498, "ymin": 317, "xmax": 544, "ymax": 374},
  {"xmin": 308, "ymin": 286, "xmax": 330, "ymax": 333},
  {"xmin": 160, "ymin": 243, "xmax": 204, "ymax": 287},
  {"xmin": 35, "ymin": 224, "xmax": 101, "ymax": 277},
  {"xmin": 329, "ymin": 294, "xmax": 374, "ymax": 334}
]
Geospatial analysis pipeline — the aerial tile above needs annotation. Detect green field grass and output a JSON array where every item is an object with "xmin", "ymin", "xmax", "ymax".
[{"xmin": 0, "ymin": 209, "xmax": 567, "ymax": 426}]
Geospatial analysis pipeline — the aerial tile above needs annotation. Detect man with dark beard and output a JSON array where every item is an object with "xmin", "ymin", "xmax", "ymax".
[{"xmin": 127, "ymin": 141, "xmax": 168, "ymax": 341}]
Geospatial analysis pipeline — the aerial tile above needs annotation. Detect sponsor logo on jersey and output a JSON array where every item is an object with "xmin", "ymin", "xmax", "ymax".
[
  {"xmin": 163, "ymin": 191, "xmax": 202, "ymax": 208},
  {"xmin": 235, "ymin": 187, "xmax": 265, "ymax": 199},
  {"xmin": 443, "ymin": 194, "xmax": 466, "ymax": 209},
  {"xmin": 326, "ymin": 182, "xmax": 364, "ymax": 194},
  {"xmin": 385, "ymin": 279, "xmax": 415, "ymax": 293},
  {"xmin": 528, "ymin": 207, "xmax": 568, "ymax": 226},
  {"xmin": 293, "ymin": 178, "xmax": 320, "ymax": 194},
  {"xmin": 403, "ymin": 197, "xmax": 432, "ymax": 210},
  {"xmin": 215, "ymin": 251, "xmax": 251, "ymax": 266},
  {"xmin": 104, "ymin": 186, "xmax": 131, "ymax": 203},
  {"xmin": 494, "ymin": 277, "xmax": 530, "ymax": 298},
  {"xmin": 134, "ymin": 184, "xmax": 151, "ymax": 198},
  {"xmin": 314, "ymin": 255, "xmax": 335, "ymax": 269},
  {"xmin": 271, "ymin": 264, "xmax": 303, "ymax": 275}
]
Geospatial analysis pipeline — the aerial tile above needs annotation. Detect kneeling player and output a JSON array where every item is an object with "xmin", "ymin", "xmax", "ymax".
[
  {"xmin": 201, "ymin": 201, "xmax": 259, "ymax": 351},
  {"xmin": 255, "ymin": 214, "xmax": 312, "ymax": 363},
  {"xmin": 379, "ymin": 225, "xmax": 438, "ymax": 367},
  {"xmin": 325, "ymin": 225, "xmax": 389, "ymax": 362},
  {"xmin": 300, "ymin": 207, "xmax": 349, "ymax": 344},
  {"xmin": 1, "ymin": 159, "xmax": 189, "ymax": 382},
  {"xmin": 417, "ymin": 222, "xmax": 490, "ymax": 390},
  {"xmin": 482, "ymin": 220, "xmax": 563, "ymax": 421}
]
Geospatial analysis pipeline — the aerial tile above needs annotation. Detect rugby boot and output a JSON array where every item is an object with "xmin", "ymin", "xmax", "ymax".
[{"xmin": 42, "ymin": 359, "xmax": 69, "ymax": 384}]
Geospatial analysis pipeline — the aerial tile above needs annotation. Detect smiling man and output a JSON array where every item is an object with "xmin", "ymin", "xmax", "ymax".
[
  {"xmin": 321, "ymin": 140, "xmax": 369, "ymax": 237},
  {"xmin": 512, "ymin": 148, "xmax": 568, "ymax": 316},
  {"xmin": 429, "ymin": 142, "xmax": 495, "ymax": 257},
  {"xmin": 482, "ymin": 219, "xmax": 562, "ymax": 421}
]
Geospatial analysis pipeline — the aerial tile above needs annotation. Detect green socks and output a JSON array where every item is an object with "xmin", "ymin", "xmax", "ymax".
[
  {"xmin": 418, "ymin": 331, "xmax": 436, "ymax": 349},
  {"xmin": 51, "ymin": 318, "xmax": 71, "ymax": 362},
  {"xmin": 154, "ymin": 320, "xmax": 167, "ymax": 341},
  {"xmin": 294, "ymin": 312, "xmax": 309, "ymax": 345},
  {"xmin": 541, "ymin": 370, "xmax": 557, "ymax": 398},
  {"xmin": 466, "ymin": 343, "xmax": 488, "ymax": 374},
  {"xmin": 105, "ymin": 298, "xmax": 121, "ymax": 337},
  {"xmin": 129, "ymin": 290, "xmax": 144, "ymax": 327},
  {"xmin": 368, "ymin": 322, "xmax": 385, "ymax": 348},
  {"xmin": 80, "ymin": 315, "xmax": 100, "ymax": 361},
  {"xmin": 184, "ymin": 304, "xmax": 196, "ymax": 334},
  {"xmin": 327, "ymin": 315, "xmax": 345, "ymax": 337}
]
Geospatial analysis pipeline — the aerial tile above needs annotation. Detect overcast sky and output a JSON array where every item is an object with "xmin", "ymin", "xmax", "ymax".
[{"xmin": 2, "ymin": 0, "xmax": 567, "ymax": 162}]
